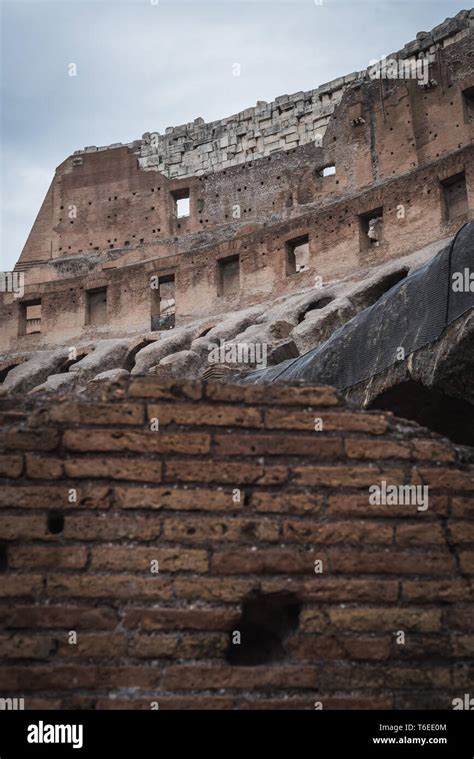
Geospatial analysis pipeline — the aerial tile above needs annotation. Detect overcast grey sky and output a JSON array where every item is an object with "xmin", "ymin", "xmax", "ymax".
[{"xmin": 0, "ymin": 0, "xmax": 465, "ymax": 271}]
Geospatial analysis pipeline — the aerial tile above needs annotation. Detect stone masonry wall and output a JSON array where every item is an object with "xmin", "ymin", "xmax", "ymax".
[{"xmin": 0, "ymin": 378, "xmax": 473, "ymax": 710}]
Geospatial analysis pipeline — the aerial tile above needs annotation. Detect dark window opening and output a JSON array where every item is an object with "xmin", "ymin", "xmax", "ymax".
[
  {"xmin": 218, "ymin": 255, "xmax": 240, "ymax": 297},
  {"xmin": 0, "ymin": 543, "xmax": 8, "ymax": 572},
  {"xmin": 440, "ymin": 172, "xmax": 468, "ymax": 222},
  {"xmin": 369, "ymin": 381, "xmax": 474, "ymax": 447},
  {"xmin": 171, "ymin": 188, "xmax": 190, "ymax": 218},
  {"xmin": 462, "ymin": 86, "xmax": 474, "ymax": 122},
  {"xmin": 226, "ymin": 591, "xmax": 301, "ymax": 666},
  {"xmin": 359, "ymin": 208, "xmax": 384, "ymax": 253},
  {"xmin": 151, "ymin": 274, "xmax": 176, "ymax": 331},
  {"xmin": 47, "ymin": 512, "xmax": 64, "ymax": 535},
  {"xmin": 286, "ymin": 235, "xmax": 310, "ymax": 275},
  {"xmin": 86, "ymin": 287, "xmax": 107, "ymax": 326},
  {"xmin": 18, "ymin": 299, "xmax": 41, "ymax": 336}
]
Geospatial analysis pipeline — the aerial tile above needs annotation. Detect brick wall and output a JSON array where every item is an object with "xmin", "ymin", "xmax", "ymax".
[{"xmin": 0, "ymin": 378, "xmax": 473, "ymax": 710}]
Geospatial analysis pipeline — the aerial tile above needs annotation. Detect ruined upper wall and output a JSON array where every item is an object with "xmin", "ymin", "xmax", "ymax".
[{"xmin": 74, "ymin": 10, "xmax": 474, "ymax": 179}]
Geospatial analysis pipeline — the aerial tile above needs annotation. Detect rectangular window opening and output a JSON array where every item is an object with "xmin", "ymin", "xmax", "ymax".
[
  {"xmin": 440, "ymin": 171, "xmax": 468, "ymax": 222},
  {"xmin": 318, "ymin": 165, "xmax": 336, "ymax": 178},
  {"xmin": 286, "ymin": 235, "xmax": 310, "ymax": 275},
  {"xmin": 359, "ymin": 208, "xmax": 384, "ymax": 253},
  {"xmin": 151, "ymin": 274, "xmax": 176, "ymax": 331},
  {"xmin": 19, "ymin": 299, "xmax": 42, "ymax": 336},
  {"xmin": 171, "ymin": 188, "xmax": 190, "ymax": 218},
  {"xmin": 86, "ymin": 287, "xmax": 107, "ymax": 326},
  {"xmin": 218, "ymin": 255, "xmax": 240, "ymax": 296},
  {"xmin": 462, "ymin": 87, "xmax": 474, "ymax": 121}
]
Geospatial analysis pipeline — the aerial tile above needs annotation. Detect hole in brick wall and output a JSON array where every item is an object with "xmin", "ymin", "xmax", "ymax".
[
  {"xmin": 0, "ymin": 543, "xmax": 8, "ymax": 572},
  {"xmin": 218, "ymin": 255, "xmax": 240, "ymax": 297},
  {"xmin": 369, "ymin": 381, "xmax": 474, "ymax": 447},
  {"xmin": 171, "ymin": 188, "xmax": 190, "ymax": 218},
  {"xmin": 226, "ymin": 591, "xmax": 300, "ymax": 666},
  {"xmin": 359, "ymin": 207, "xmax": 384, "ymax": 253},
  {"xmin": 286, "ymin": 235, "xmax": 309, "ymax": 275},
  {"xmin": 86, "ymin": 287, "xmax": 107, "ymax": 326},
  {"xmin": 297, "ymin": 297, "xmax": 334, "ymax": 323},
  {"xmin": 47, "ymin": 512, "xmax": 64, "ymax": 535}
]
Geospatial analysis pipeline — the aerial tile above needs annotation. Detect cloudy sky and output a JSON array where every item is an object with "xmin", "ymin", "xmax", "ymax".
[{"xmin": 0, "ymin": 0, "xmax": 464, "ymax": 271}]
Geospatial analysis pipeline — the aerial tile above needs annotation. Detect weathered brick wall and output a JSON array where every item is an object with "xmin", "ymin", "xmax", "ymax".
[{"xmin": 0, "ymin": 378, "xmax": 473, "ymax": 710}]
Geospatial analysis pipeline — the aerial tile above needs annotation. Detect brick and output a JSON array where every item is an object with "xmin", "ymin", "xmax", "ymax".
[
  {"xmin": 1, "ymin": 606, "xmax": 118, "ymax": 630},
  {"xmin": 148, "ymin": 402, "xmax": 262, "ymax": 428},
  {"xmin": 57, "ymin": 634, "xmax": 127, "ymax": 657},
  {"xmin": 411, "ymin": 439, "xmax": 455, "ymax": 463},
  {"xmin": 262, "ymin": 578, "xmax": 399, "ymax": 603},
  {"xmin": 91, "ymin": 546, "xmax": 208, "ymax": 572},
  {"xmin": 293, "ymin": 466, "xmax": 405, "ymax": 488},
  {"xmin": 162, "ymin": 664, "xmax": 317, "ymax": 690},
  {"xmin": 251, "ymin": 491, "xmax": 324, "ymax": 514},
  {"xmin": 128, "ymin": 633, "xmax": 227, "ymax": 659},
  {"xmin": 9, "ymin": 546, "xmax": 87, "ymax": 570},
  {"xmin": 64, "ymin": 457, "xmax": 162, "ymax": 482},
  {"xmin": 460, "ymin": 552, "xmax": 474, "ymax": 573},
  {"xmin": 174, "ymin": 578, "xmax": 257, "ymax": 602},
  {"xmin": 445, "ymin": 607, "xmax": 474, "ymax": 631},
  {"xmin": 402, "ymin": 580, "xmax": 472, "ymax": 602},
  {"xmin": 0, "ymin": 484, "xmax": 111, "ymax": 509},
  {"xmin": 283, "ymin": 520, "xmax": 393, "ymax": 545},
  {"xmin": 0, "ymin": 635, "xmax": 56, "ymax": 659},
  {"xmin": 211, "ymin": 549, "xmax": 313, "ymax": 574},
  {"xmin": 115, "ymin": 486, "xmax": 238, "ymax": 511},
  {"xmin": 328, "ymin": 493, "xmax": 449, "ymax": 517},
  {"xmin": 451, "ymin": 497, "xmax": 474, "ymax": 517},
  {"xmin": 0, "ymin": 576, "xmax": 42, "ymax": 598},
  {"xmin": 65, "ymin": 515, "xmax": 161, "ymax": 540},
  {"xmin": 164, "ymin": 516, "xmax": 279, "ymax": 543},
  {"xmin": 451, "ymin": 636, "xmax": 474, "ymax": 656},
  {"xmin": 128, "ymin": 377, "xmax": 202, "ymax": 400},
  {"xmin": 287, "ymin": 635, "xmax": 390, "ymax": 660},
  {"xmin": 96, "ymin": 696, "xmax": 238, "ymax": 710},
  {"xmin": 205, "ymin": 384, "xmax": 340, "ymax": 406},
  {"xmin": 25, "ymin": 455, "xmax": 63, "ymax": 479},
  {"xmin": 47, "ymin": 575, "xmax": 173, "ymax": 600},
  {"xmin": 165, "ymin": 460, "xmax": 287, "ymax": 485},
  {"xmin": 0, "ymin": 516, "xmax": 52, "ymax": 540},
  {"xmin": 329, "ymin": 549, "xmax": 455, "ymax": 575},
  {"xmin": 48, "ymin": 402, "xmax": 145, "ymax": 425},
  {"xmin": 0, "ymin": 454, "xmax": 23, "ymax": 477},
  {"xmin": 0, "ymin": 429, "xmax": 59, "ymax": 451},
  {"xmin": 265, "ymin": 409, "xmax": 388, "ymax": 433},
  {"xmin": 214, "ymin": 433, "xmax": 344, "ymax": 458},
  {"xmin": 123, "ymin": 608, "xmax": 238, "ymax": 631},
  {"xmin": 448, "ymin": 522, "xmax": 474, "ymax": 544},
  {"xmin": 396, "ymin": 523, "xmax": 445, "ymax": 545},
  {"xmin": 324, "ymin": 607, "xmax": 441, "ymax": 632},
  {"xmin": 412, "ymin": 467, "xmax": 474, "ymax": 491},
  {"xmin": 345, "ymin": 439, "xmax": 410, "ymax": 460},
  {"xmin": 63, "ymin": 429, "xmax": 210, "ymax": 455}
]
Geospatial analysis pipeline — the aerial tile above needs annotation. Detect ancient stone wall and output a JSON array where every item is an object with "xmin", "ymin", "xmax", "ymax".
[{"xmin": 0, "ymin": 379, "xmax": 473, "ymax": 709}]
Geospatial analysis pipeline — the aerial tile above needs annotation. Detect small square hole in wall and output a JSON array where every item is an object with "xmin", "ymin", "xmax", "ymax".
[
  {"xmin": 359, "ymin": 208, "xmax": 384, "ymax": 253},
  {"xmin": 440, "ymin": 171, "xmax": 468, "ymax": 222},
  {"xmin": 218, "ymin": 255, "xmax": 240, "ymax": 296},
  {"xmin": 318, "ymin": 165, "xmax": 336, "ymax": 177},
  {"xmin": 286, "ymin": 235, "xmax": 309, "ymax": 275},
  {"xmin": 171, "ymin": 188, "xmax": 190, "ymax": 218}
]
